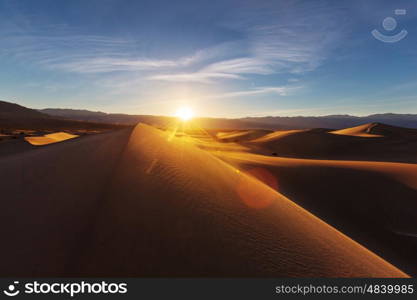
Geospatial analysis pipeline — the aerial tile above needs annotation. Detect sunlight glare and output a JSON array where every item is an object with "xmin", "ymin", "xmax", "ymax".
[{"xmin": 176, "ymin": 107, "xmax": 194, "ymax": 121}]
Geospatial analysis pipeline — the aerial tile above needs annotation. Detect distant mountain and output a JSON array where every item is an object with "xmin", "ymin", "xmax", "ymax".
[
  {"xmin": 40, "ymin": 108, "xmax": 170, "ymax": 126},
  {"xmin": 240, "ymin": 114, "xmax": 417, "ymax": 129},
  {"xmin": 40, "ymin": 108, "xmax": 417, "ymax": 129},
  {"xmin": 0, "ymin": 101, "xmax": 127, "ymax": 130},
  {"xmin": 1, "ymin": 100, "xmax": 48, "ymax": 119}
]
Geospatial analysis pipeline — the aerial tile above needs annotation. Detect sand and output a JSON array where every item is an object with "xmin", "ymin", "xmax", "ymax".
[
  {"xmin": 0, "ymin": 129, "xmax": 132, "ymax": 276},
  {"xmin": 216, "ymin": 130, "xmax": 272, "ymax": 142},
  {"xmin": 25, "ymin": 132, "xmax": 79, "ymax": 146},
  {"xmin": 210, "ymin": 150, "xmax": 417, "ymax": 275},
  {"xmin": 242, "ymin": 125, "xmax": 417, "ymax": 164},
  {"xmin": 331, "ymin": 123, "xmax": 383, "ymax": 137},
  {"xmin": 331, "ymin": 122, "xmax": 417, "ymax": 138},
  {"xmin": 0, "ymin": 124, "xmax": 407, "ymax": 277},
  {"xmin": 250, "ymin": 129, "xmax": 308, "ymax": 143}
]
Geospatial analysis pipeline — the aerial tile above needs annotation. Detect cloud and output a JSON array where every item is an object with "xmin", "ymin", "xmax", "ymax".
[
  {"xmin": 204, "ymin": 85, "xmax": 298, "ymax": 100},
  {"xmin": 49, "ymin": 57, "xmax": 182, "ymax": 73},
  {"xmin": 148, "ymin": 72, "xmax": 242, "ymax": 83},
  {"xmin": 201, "ymin": 57, "xmax": 273, "ymax": 75},
  {"xmin": 0, "ymin": 29, "xmax": 207, "ymax": 74},
  {"xmin": 147, "ymin": 57, "xmax": 271, "ymax": 83},
  {"xmin": 0, "ymin": 0, "xmax": 344, "ymax": 107},
  {"xmin": 148, "ymin": 2, "xmax": 344, "ymax": 83},
  {"xmin": 3, "ymin": 1, "xmax": 342, "ymax": 80}
]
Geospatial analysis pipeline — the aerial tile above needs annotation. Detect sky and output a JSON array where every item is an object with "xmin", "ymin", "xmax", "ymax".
[{"xmin": 0, "ymin": 0, "xmax": 417, "ymax": 118}]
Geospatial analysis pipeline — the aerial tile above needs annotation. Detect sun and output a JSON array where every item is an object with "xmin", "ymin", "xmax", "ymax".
[{"xmin": 175, "ymin": 107, "xmax": 194, "ymax": 121}]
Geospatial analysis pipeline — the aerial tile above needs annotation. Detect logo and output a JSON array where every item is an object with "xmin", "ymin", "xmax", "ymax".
[
  {"xmin": 372, "ymin": 9, "xmax": 408, "ymax": 43},
  {"xmin": 3, "ymin": 281, "xmax": 20, "ymax": 297}
]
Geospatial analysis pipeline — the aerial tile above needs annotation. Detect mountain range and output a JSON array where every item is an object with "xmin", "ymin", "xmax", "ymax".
[
  {"xmin": 39, "ymin": 107, "xmax": 417, "ymax": 129},
  {"xmin": 1, "ymin": 100, "xmax": 417, "ymax": 130}
]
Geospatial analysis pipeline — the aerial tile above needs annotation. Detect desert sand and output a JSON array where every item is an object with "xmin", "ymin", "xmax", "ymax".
[
  {"xmin": 191, "ymin": 124, "xmax": 417, "ymax": 276},
  {"xmin": 25, "ymin": 132, "xmax": 79, "ymax": 146},
  {"xmin": 0, "ymin": 123, "xmax": 409, "ymax": 277},
  {"xmin": 243, "ymin": 123, "xmax": 417, "ymax": 164},
  {"xmin": 216, "ymin": 129, "xmax": 272, "ymax": 142},
  {"xmin": 331, "ymin": 123, "xmax": 382, "ymax": 137},
  {"xmin": 209, "ymin": 150, "xmax": 417, "ymax": 276}
]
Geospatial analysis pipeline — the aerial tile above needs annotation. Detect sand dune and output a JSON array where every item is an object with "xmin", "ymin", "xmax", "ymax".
[
  {"xmin": 181, "ymin": 135, "xmax": 250, "ymax": 152},
  {"xmin": 330, "ymin": 122, "xmax": 417, "ymax": 138},
  {"xmin": 0, "ymin": 124, "xmax": 407, "ymax": 277},
  {"xmin": 79, "ymin": 125, "xmax": 407, "ymax": 277},
  {"xmin": 211, "ymin": 150, "xmax": 417, "ymax": 275},
  {"xmin": 0, "ymin": 129, "xmax": 133, "ymax": 276},
  {"xmin": 216, "ymin": 129, "xmax": 272, "ymax": 142},
  {"xmin": 0, "ymin": 125, "xmax": 406, "ymax": 277},
  {"xmin": 213, "ymin": 151, "xmax": 417, "ymax": 190},
  {"xmin": 245, "ymin": 124, "xmax": 417, "ymax": 163},
  {"xmin": 250, "ymin": 129, "xmax": 307, "ymax": 143},
  {"xmin": 25, "ymin": 132, "xmax": 79, "ymax": 145},
  {"xmin": 331, "ymin": 123, "xmax": 383, "ymax": 137},
  {"xmin": 0, "ymin": 138, "xmax": 35, "ymax": 157}
]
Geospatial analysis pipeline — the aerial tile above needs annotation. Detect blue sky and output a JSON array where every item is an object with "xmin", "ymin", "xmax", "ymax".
[{"xmin": 0, "ymin": 0, "xmax": 417, "ymax": 117}]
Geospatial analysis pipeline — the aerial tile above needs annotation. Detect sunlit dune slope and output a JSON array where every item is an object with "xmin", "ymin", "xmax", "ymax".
[
  {"xmin": 330, "ymin": 122, "xmax": 417, "ymax": 138},
  {"xmin": 25, "ymin": 132, "xmax": 78, "ymax": 145},
  {"xmin": 78, "ymin": 124, "xmax": 405, "ymax": 277},
  {"xmin": 331, "ymin": 123, "xmax": 382, "ymax": 137},
  {"xmin": 250, "ymin": 129, "xmax": 307, "ymax": 143},
  {"xmin": 214, "ymin": 151, "xmax": 417, "ymax": 190},
  {"xmin": 212, "ymin": 150, "xmax": 417, "ymax": 275},
  {"xmin": 216, "ymin": 129, "xmax": 272, "ymax": 142},
  {"xmin": 180, "ymin": 135, "xmax": 250, "ymax": 152}
]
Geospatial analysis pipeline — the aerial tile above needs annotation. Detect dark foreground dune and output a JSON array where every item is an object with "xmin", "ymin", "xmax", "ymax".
[
  {"xmin": 0, "ymin": 137, "xmax": 35, "ymax": 157},
  {"xmin": 0, "ymin": 124, "xmax": 407, "ymax": 277}
]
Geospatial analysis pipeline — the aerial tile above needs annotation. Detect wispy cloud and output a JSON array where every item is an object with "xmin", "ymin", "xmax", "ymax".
[
  {"xmin": 147, "ymin": 57, "xmax": 274, "ymax": 83},
  {"xmin": 148, "ymin": 72, "xmax": 242, "ymax": 83},
  {"xmin": 0, "ymin": 28, "xmax": 206, "ymax": 74},
  {"xmin": 0, "ymin": 0, "xmax": 345, "ymax": 114},
  {"xmin": 208, "ymin": 86, "xmax": 295, "ymax": 99},
  {"xmin": 49, "ymin": 57, "xmax": 185, "ymax": 73},
  {"xmin": 201, "ymin": 57, "xmax": 273, "ymax": 75},
  {"xmin": 1, "ymin": 1, "xmax": 343, "ymax": 81},
  {"xmin": 147, "ymin": 2, "xmax": 344, "ymax": 83}
]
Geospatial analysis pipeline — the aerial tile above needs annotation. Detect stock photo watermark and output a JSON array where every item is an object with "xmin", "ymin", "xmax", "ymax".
[
  {"xmin": 372, "ymin": 9, "xmax": 408, "ymax": 43},
  {"xmin": 2, "ymin": 281, "xmax": 128, "ymax": 298}
]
